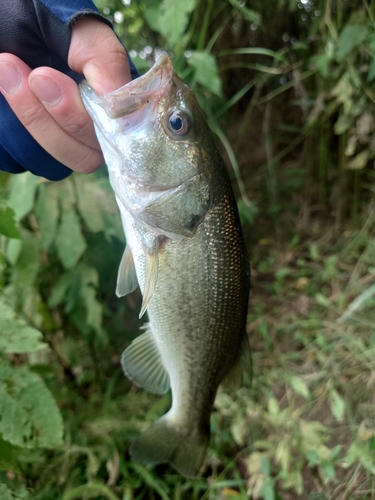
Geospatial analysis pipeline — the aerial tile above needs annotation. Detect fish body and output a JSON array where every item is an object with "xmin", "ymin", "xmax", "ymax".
[{"xmin": 80, "ymin": 54, "xmax": 250, "ymax": 477}]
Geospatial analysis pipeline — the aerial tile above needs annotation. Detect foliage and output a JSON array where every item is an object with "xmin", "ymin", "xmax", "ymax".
[{"xmin": 1, "ymin": 0, "xmax": 375, "ymax": 499}]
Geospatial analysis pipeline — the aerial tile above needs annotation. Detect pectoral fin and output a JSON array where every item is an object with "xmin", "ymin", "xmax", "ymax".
[
  {"xmin": 221, "ymin": 333, "xmax": 252, "ymax": 391},
  {"xmin": 121, "ymin": 324, "xmax": 170, "ymax": 394},
  {"xmin": 139, "ymin": 247, "xmax": 159, "ymax": 318},
  {"xmin": 116, "ymin": 245, "xmax": 138, "ymax": 297}
]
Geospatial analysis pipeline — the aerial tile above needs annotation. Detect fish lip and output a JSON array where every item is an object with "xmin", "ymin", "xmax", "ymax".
[{"xmin": 81, "ymin": 53, "xmax": 174, "ymax": 120}]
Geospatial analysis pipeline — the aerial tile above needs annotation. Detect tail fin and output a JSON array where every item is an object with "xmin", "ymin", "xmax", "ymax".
[{"xmin": 130, "ymin": 416, "xmax": 209, "ymax": 478}]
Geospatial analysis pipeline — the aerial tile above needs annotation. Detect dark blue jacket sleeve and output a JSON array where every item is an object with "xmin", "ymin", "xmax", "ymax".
[{"xmin": 0, "ymin": 0, "xmax": 139, "ymax": 181}]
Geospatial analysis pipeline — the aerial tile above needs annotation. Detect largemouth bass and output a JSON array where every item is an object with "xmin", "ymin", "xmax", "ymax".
[{"xmin": 80, "ymin": 54, "xmax": 251, "ymax": 478}]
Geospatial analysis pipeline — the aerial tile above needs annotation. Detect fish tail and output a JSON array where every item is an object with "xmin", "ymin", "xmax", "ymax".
[{"xmin": 130, "ymin": 416, "xmax": 209, "ymax": 478}]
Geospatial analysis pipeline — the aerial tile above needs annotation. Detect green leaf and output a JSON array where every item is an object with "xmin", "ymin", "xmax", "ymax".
[
  {"xmin": 0, "ymin": 363, "xmax": 63, "ymax": 448},
  {"xmin": 0, "ymin": 302, "xmax": 47, "ymax": 353},
  {"xmin": 259, "ymin": 479, "xmax": 275, "ymax": 500},
  {"xmin": 280, "ymin": 470, "xmax": 303, "ymax": 494},
  {"xmin": 309, "ymin": 243, "xmax": 320, "ymax": 261},
  {"xmin": 8, "ymin": 172, "xmax": 38, "ymax": 221},
  {"xmin": 188, "ymin": 51, "xmax": 222, "ymax": 96},
  {"xmin": 230, "ymin": 415, "xmax": 246, "ymax": 446},
  {"xmin": 334, "ymin": 113, "xmax": 352, "ymax": 135},
  {"xmin": 314, "ymin": 53, "xmax": 330, "ymax": 79},
  {"xmin": 347, "ymin": 150, "xmax": 369, "ymax": 170},
  {"xmin": 0, "ymin": 205, "xmax": 20, "ymax": 239},
  {"xmin": 0, "ymin": 483, "xmax": 33, "ymax": 499},
  {"xmin": 0, "ymin": 484, "xmax": 13, "ymax": 500},
  {"xmin": 329, "ymin": 390, "xmax": 345, "ymax": 420},
  {"xmin": 290, "ymin": 376, "xmax": 310, "ymax": 398},
  {"xmin": 344, "ymin": 440, "xmax": 375, "ymax": 474},
  {"xmin": 315, "ymin": 293, "xmax": 330, "ymax": 307},
  {"xmin": 0, "ymin": 303, "xmax": 46, "ymax": 353},
  {"xmin": 331, "ymin": 73, "xmax": 354, "ymax": 114},
  {"xmin": 83, "ymin": 286, "xmax": 103, "ymax": 335},
  {"xmin": 306, "ymin": 449, "xmax": 319, "ymax": 466},
  {"xmin": 7, "ymin": 231, "xmax": 40, "ymax": 290},
  {"xmin": 75, "ymin": 177, "xmax": 105, "ymax": 233},
  {"xmin": 267, "ymin": 397, "xmax": 279, "ymax": 416},
  {"xmin": 48, "ymin": 264, "xmax": 103, "ymax": 337},
  {"xmin": 336, "ymin": 25, "xmax": 368, "ymax": 60},
  {"xmin": 34, "ymin": 183, "xmax": 60, "ymax": 251},
  {"xmin": 58, "ymin": 178, "xmax": 76, "ymax": 211},
  {"xmin": 6, "ymin": 239, "xmax": 22, "ymax": 266},
  {"xmin": 0, "ymin": 435, "xmax": 21, "ymax": 471},
  {"xmin": 48, "ymin": 274, "xmax": 71, "ymax": 308},
  {"xmin": 145, "ymin": 0, "xmax": 196, "ymax": 48},
  {"xmin": 56, "ymin": 210, "xmax": 87, "ymax": 269},
  {"xmin": 321, "ymin": 460, "xmax": 336, "ymax": 482},
  {"xmin": 261, "ymin": 455, "xmax": 271, "ymax": 476}
]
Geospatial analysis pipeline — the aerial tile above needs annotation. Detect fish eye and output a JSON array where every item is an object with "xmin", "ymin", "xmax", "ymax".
[{"xmin": 166, "ymin": 110, "xmax": 191, "ymax": 137}]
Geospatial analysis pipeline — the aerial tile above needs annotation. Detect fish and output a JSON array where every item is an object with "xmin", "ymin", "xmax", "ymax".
[{"xmin": 79, "ymin": 53, "xmax": 251, "ymax": 478}]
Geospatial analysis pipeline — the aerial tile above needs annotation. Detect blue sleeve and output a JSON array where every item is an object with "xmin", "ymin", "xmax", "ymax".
[{"xmin": 0, "ymin": 0, "xmax": 139, "ymax": 181}]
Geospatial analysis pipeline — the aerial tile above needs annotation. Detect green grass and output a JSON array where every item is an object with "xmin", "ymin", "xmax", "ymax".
[
  {"xmin": 1, "ymin": 186, "xmax": 374, "ymax": 499},
  {"xmin": 2, "ymin": 0, "xmax": 375, "ymax": 498}
]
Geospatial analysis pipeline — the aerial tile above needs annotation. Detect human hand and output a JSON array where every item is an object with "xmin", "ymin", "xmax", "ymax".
[{"xmin": 0, "ymin": 17, "xmax": 132, "ymax": 174}]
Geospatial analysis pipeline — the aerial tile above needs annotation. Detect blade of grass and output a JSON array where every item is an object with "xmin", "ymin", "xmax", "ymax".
[
  {"xmin": 62, "ymin": 482, "xmax": 120, "ymax": 500},
  {"xmin": 206, "ymin": 11, "xmax": 235, "ymax": 53},
  {"xmin": 216, "ymin": 47, "xmax": 288, "ymax": 64},
  {"xmin": 197, "ymin": 0, "xmax": 214, "ymax": 51},
  {"xmin": 263, "ymin": 101, "xmax": 278, "ymax": 217},
  {"xmin": 255, "ymin": 69, "xmax": 316, "ymax": 106},
  {"xmin": 213, "ymin": 79, "xmax": 255, "ymax": 120},
  {"xmin": 209, "ymin": 122, "xmax": 250, "ymax": 205},
  {"xmin": 221, "ymin": 62, "xmax": 293, "ymax": 74},
  {"xmin": 338, "ymin": 283, "xmax": 375, "ymax": 322}
]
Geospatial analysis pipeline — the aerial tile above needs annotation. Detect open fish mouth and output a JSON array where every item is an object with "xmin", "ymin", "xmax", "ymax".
[{"xmin": 80, "ymin": 53, "xmax": 174, "ymax": 119}]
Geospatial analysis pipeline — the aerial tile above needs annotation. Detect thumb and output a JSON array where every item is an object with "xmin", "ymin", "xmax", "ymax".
[{"xmin": 68, "ymin": 17, "xmax": 132, "ymax": 94}]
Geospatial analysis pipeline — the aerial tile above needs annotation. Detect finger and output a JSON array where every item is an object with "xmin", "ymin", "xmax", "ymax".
[
  {"xmin": 0, "ymin": 53, "xmax": 104, "ymax": 173},
  {"xmin": 29, "ymin": 67, "xmax": 101, "ymax": 151},
  {"xmin": 68, "ymin": 17, "xmax": 132, "ymax": 94}
]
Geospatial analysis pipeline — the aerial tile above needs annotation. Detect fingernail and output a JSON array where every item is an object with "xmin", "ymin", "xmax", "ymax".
[
  {"xmin": 0, "ymin": 62, "xmax": 21, "ymax": 93},
  {"xmin": 29, "ymin": 76, "xmax": 62, "ymax": 105}
]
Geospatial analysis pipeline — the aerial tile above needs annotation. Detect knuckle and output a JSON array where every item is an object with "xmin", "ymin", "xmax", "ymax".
[
  {"xmin": 70, "ymin": 149, "xmax": 104, "ymax": 173},
  {"xmin": 20, "ymin": 102, "xmax": 50, "ymax": 131},
  {"xmin": 63, "ymin": 112, "xmax": 90, "ymax": 138}
]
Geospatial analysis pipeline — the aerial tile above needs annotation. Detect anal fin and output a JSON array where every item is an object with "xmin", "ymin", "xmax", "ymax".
[
  {"xmin": 121, "ymin": 324, "xmax": 170, "ymax": 394},
  {"xmin": 116, "ymin": 245, "xmax": 138, "ymax": 297}
]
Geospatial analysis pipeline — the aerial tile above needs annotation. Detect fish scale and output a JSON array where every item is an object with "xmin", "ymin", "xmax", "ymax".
[{"xmin": 80, "ymin": 53, "xmax": 251, "ymax": 477}]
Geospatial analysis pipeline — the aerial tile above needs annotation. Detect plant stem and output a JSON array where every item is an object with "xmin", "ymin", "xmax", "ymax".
[{"xmin": 197, "ymin": 0, "xmax": 214, "ymax": 51}]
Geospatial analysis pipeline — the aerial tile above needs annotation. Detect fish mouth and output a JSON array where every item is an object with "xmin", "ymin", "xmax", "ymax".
[{"xmin": 80, "ymin": 53, "xmax": 173, "ymax": 119}]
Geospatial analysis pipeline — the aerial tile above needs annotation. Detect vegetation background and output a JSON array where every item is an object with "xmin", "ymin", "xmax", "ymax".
[{"xmin": 1, "ymin": 0, "xmax": 375, "ymax": 498}]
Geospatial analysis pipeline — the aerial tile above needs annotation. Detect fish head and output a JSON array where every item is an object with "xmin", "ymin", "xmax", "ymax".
[{"xmin": 80, "ymin": 53, "xmax": 216, "ymax": 239}]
